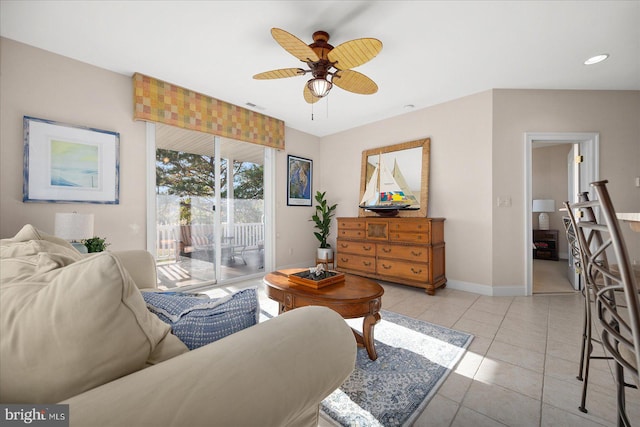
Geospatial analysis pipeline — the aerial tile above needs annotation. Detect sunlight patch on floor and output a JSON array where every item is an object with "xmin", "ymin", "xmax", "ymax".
[{"xmin": 345, "ymin": 317, "xmax": 468, "ymax": 369}]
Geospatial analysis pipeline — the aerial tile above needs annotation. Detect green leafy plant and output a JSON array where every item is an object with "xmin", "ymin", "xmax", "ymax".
[
  {"xmin": 82, "ymin": 236, "xmax": 110, "ymax": 253},
  {"xmin": 311, "ymin": 191, "xmax": 338, "ymax": 249}
]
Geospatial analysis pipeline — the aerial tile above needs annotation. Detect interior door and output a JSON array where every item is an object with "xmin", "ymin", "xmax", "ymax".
[{"xmin": 566, "ymin": 143, "xmax": 581, "ymax": 290}]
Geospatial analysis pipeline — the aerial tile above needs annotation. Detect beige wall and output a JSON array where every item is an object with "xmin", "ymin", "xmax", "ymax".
[
  {"xmin": 2, "ymin": 38, "xmax": 638, "ymax": 294},
  {"xmin": 532, "ymin": 144, "xmax": 572, "ymax": 257},
  {"xmin": 321, "ymin": 89, "xmax": 639, "ymax": 295},
  {"xmin": 492, "ymin": 89, "xmax": 640, "ymax": 290},
  {"xmin": 275, "ymin": 127, "xmax": 321, "ymax": 268},
  {"xmin": 0, "ymin": 38, "xmax": 147, "ymax": 250},
  {"xmin": 320, "ymin": 91, "xmax": 495, "ymax": 292}
]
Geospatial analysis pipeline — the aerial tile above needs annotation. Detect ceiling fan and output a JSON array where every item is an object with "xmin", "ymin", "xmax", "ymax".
[{"xmin": 253, "ymin": 28, "xmax": 383, "ymax": 104}]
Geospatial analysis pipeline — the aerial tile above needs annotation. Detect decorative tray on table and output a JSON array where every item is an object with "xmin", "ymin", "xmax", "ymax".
[{"xmin": 288, "ymin": 269, "xmax": 345, "ymax": 289}]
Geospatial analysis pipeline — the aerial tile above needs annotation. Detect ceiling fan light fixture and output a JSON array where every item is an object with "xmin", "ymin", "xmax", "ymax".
[{"xmin": 307, "ymin": 78, "xmax": 332, "ymax": 98}]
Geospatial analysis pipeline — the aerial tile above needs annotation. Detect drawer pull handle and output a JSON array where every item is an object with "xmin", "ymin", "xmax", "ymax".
[
  {"xmin": 411, "ymin": 251, "xmax": 422, "ymax": 256},
  {"xmin": 411, "ymin": 268, "xmax": 423, "ymax": 274},
  {"xmin": 340, "ymin": 258, "xmax": 349, "ymax": 262},
  {"xmin": 340, "ymin": 243, "xmax": 348, "ymax": 248},
  {"xmin": 382, "ymin": 247, "xmax": 391, "ymax": 253},
  {"xmin": 382, "ymin": 264, "xmax": 392, "ymax": 270},
  {"xmin": 363, "ymin": 261, "xmax": 372, "ymax": 267},
  {"xmin": 363, "ymin": 245, "xmax": 372, "ymax": 251}
]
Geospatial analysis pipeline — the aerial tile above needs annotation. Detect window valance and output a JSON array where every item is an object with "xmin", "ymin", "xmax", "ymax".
[{"xmin": 133, "ymin": 73, "xmax": 285, "ymax": 150}]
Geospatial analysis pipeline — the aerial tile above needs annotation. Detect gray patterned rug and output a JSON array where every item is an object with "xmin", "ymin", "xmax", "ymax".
[{"xmin": 321, "ymin": 310, "xmax": 474, "ymax": 427}]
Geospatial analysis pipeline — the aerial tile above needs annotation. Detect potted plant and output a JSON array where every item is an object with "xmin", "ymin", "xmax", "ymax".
[
  {"xmin": 311, "ymin": 191, "xmax": 338, "ymax": 263},
  {"xmin": 82, "ymin": 236, "xmax": 110, "ymax": 253}
]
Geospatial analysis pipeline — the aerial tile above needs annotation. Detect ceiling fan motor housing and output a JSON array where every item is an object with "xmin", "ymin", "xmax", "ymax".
[{"xmin": 308, "ymin": 31, "xmax": 335, "ymax": 79}]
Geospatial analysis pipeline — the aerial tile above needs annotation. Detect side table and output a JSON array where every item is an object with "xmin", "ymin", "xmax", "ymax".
[
  {"xmin": 263, "ymin": 269, "xmax": 383, "ymax": 360},
  {"xmin": 533, "ymin": 229, "xmax": 559, "ymax": 261}
]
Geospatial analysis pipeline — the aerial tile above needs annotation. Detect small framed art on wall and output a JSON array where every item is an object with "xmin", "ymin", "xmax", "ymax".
[{"xmin": 287, "ymin": 154, "xmax": 312, "ymax": 206}]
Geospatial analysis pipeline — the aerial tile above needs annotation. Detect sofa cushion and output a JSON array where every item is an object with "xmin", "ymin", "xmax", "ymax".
[
  {"xmin": 0, "ymin": 243, "xmax": 80, "ymax": 284},
  {"xmin": 0, "ymin": 252, "xmax": 182, "ymax": 403},
  {"xmin": 1, "ymin": 225, "xmax": 82, "ymax": 285},
  {"xmin": 143, "ymin": 288, "xmax": 259, "ymax": 350},
  {"xmin": 0, "ymin": 224, "xmax": 79, "ymax": 252}
]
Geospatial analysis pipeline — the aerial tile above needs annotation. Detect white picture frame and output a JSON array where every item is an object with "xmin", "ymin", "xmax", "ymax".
[{"xmin": 23, "ymin": 116, "xmax": 120, "ymax": 204}]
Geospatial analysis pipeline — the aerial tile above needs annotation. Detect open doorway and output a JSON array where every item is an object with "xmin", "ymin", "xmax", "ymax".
[
  {"xmin": 532, "ymin": 143, "xmax": 573, "ymax": 293},
  {"xmin": 524, "ymin": 132, "xmax": 599, "ymax": 296}
]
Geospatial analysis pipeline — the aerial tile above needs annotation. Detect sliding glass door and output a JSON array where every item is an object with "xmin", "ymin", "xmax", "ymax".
[
  {"xmin": 149, "ymin": 123, "xmax": 267, "ymax": 290},
  {"xmin": 154, "ymin": 124, "xmax": 217, "ymax": 289}
]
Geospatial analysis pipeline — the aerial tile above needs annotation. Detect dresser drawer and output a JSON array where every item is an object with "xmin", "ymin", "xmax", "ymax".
[
  {"xmin": 337, "ymin": 240, "xmax": 375, "ymax": 256},
  {"xmin": 389, "ymin": 231, "xmax": 430, "ymax": 243},
  {"xmin": 338, "ymin": 218, "xmax": 366, "ymax": 230},
  {"xmin": 338, "ymin": 228, "xmax": 366, "ymax": 239},
  {"xmin": 336, "ymin": 254, "xmax": 376, "ymax": 273},
  {"xmin": 389, "ymin": 219, "xmax": 430, "ymax": 233},
  {"xmin": 377, "ymin": 259, "xmax": 429, "ymax": 282},
  {"xmin": 377, "ymin": 244, "xmax": 429, "ymax": 262}
]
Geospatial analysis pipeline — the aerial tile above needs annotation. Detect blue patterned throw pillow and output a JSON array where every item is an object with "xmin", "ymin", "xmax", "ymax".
[{"xmin": 142, "ymin": 288, "xmax": 259, "ymax": 350}]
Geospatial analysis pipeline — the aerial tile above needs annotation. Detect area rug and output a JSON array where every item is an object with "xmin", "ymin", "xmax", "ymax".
[{"xmin": 320, "ymin": 310, "xmax": 474, "ymax": 427}]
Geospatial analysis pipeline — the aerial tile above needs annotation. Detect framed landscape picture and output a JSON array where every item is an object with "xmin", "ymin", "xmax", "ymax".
[
  {"xmin": 23, "ymin": 116, "xmax": 120, "ymax": 204},
  {"xmin": 287, "ymin": 154, "xmax": 312, "ymax": 206}
]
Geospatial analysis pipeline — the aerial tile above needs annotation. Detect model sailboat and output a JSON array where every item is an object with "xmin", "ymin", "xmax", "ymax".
[{"xmin": 359, "ymin": 154, "xmax": 418, "ymax": 215}]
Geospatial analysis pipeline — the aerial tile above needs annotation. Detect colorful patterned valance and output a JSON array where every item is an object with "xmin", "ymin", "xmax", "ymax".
[{"xmin": 133, "ymin": 73, "xmax": 285, "ymax": 150}]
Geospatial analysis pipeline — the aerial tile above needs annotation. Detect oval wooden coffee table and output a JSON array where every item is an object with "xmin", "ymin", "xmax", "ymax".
[{"xmin": 264, "ymin": 269, "xmax": 384, "ymax": 360}]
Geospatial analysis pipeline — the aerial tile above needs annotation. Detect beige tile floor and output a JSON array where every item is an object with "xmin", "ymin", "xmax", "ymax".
[
  {"xmin": 533, "ymin": 259, "xmax": 577, "ymax": 294},
  {"xmin": 211, "ymin": 279, "xmax": 639, "ymax": 427}
]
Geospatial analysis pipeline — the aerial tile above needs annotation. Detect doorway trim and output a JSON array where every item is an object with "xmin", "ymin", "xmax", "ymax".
[{"xmin": 524, "ymin": 132, "xmax": 599, "ymax": 296}]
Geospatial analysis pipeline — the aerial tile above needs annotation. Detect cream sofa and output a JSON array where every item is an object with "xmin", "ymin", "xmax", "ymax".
[{"xmin": 0, "ymin": 225, "xmax": 356, "ymax": 426}]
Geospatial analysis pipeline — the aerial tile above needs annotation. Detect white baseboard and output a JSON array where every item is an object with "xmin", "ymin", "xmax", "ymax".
[
  {"xmin": 272, "ymin": 266, "xmax": 529, "ymax": 297},
  {"xmin": 445, "ymin": 279, "xmax": 527, "ymax": 297}
]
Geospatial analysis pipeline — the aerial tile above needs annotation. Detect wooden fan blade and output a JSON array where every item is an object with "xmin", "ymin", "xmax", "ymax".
[
  {"xmin": 303, "ymin": 85, "xmax": 322, "ymax": 104},
  {"xmin": 253, "ymin": 68, "xmax": 305, "ymax": 80},
  {"xmin": 271, "ymin": 28, "xmax": 320, "ymax": 62},
  {"xmin": 327, "ymin": 38, "xmax": 382, "ymax": 70},
  {"xmin": 332, "ymin": 70, "xmax": 378, "ymax": 94}
]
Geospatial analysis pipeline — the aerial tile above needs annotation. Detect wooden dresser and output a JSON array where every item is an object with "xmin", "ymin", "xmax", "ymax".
[{"xmin": 336, "ymin": 217, "xmax": 446, "ymax": 295}]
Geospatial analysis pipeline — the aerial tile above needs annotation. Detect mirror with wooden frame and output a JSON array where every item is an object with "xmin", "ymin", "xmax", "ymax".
[{"xmin": 358, "ymin": 138, "xmax": 430, "ymax": 217}]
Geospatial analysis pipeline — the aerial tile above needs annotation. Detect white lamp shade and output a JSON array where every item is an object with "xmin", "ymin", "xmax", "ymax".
[
  {"xmin": 532, "ymin": 200, "xmax": 555, "ymax": 230},
  {"xmin": 307, "ymin": 78, "xmax": 332, "ymax": 98},
  {"xmin": 532, "ymin": 199, "xmax": 555, "ymax": 213},
  {"xmin": 55, "ymin": 213, "xmax": 94, "ymax": 241}
]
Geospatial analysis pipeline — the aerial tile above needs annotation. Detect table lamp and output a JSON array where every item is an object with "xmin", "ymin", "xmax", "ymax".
[
  {"xmin": 532, "ymin": 199, "xmax": 555, "ymax": 230},
  {"xmin": 55, "ymin": 212, "xmax": 94, "ymax": 253}
]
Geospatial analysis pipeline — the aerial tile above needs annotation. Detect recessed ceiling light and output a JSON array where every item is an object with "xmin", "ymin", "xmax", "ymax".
[
  {"xmin": 584, "ymin": 54, "xmax": 609, "ymax": 65},
  {"xmin": 403, "ymin": 104, "xmax": 415, "ymax": 110}
]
